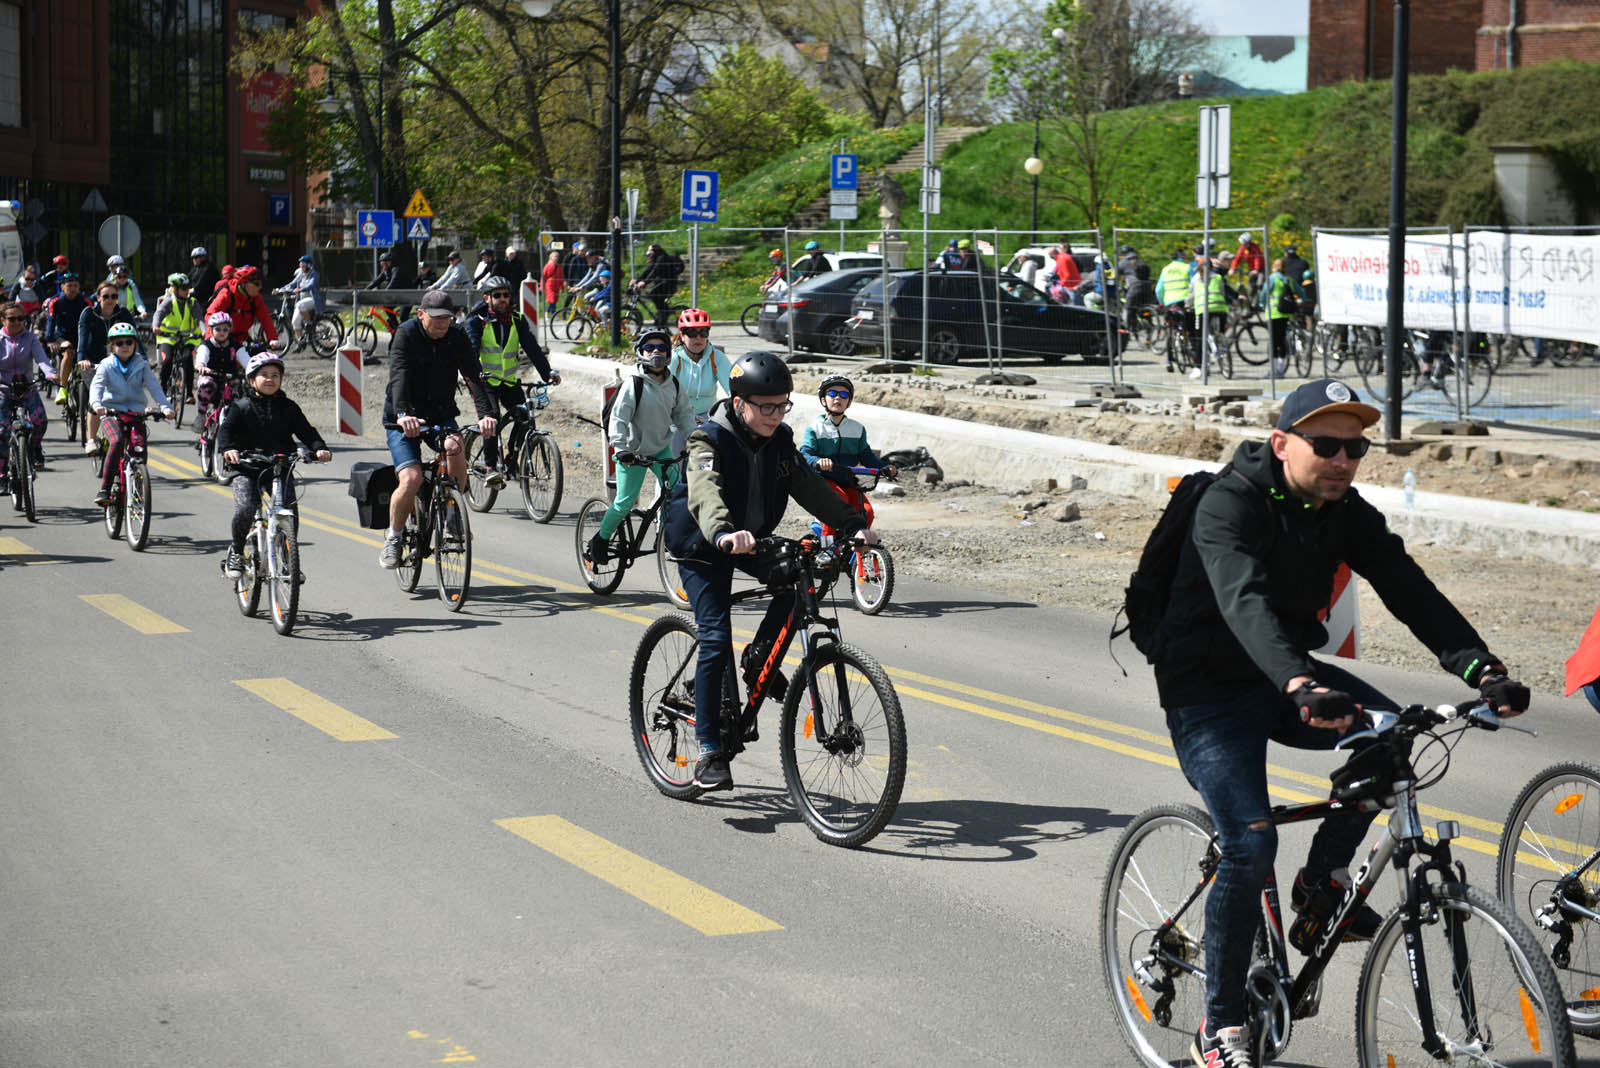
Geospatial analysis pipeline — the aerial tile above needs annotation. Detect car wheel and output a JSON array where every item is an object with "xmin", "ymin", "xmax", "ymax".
[
  {"xmin": 823, "ymin": 318, "xmax": 857, "ymax": 357},
  {"xmin": 928, "ymin": 327, "xmax": 963, "ymax": 364}
]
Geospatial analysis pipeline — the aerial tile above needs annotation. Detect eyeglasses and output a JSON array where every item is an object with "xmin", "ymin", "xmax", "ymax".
[
  {"xmin": 742, "ymin": 399, "xmax": 793, "ymax": 417},
  {"xmin": 1289, "ymin": 430, "xmax": 1371, "ymax": 459},
  {"xmin": 680, "ymin": 328, "xmax": 709, "ymax": 338},
  {"xmin": 824, "ymin": 389, "xmax": 852, "ymax": 399},
  {"xmin": 99, "ymin": 294, "xmax": 118, "ymax": 300},
  {"xmin": 4, "ymin": 315, "xmax": 28, "ymax": 322},
  {"xmin": 111, "ymin": 339, "xmax": 136, "ymax": 346}
]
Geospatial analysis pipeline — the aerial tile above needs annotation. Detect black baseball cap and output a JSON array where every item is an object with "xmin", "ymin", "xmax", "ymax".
[
  {"xmin": 1277, "ymin": 379, "xmax": 1381, "ymax": 430},
  {"xmin": 418, "ymin": 290, "xmax": 455, "ymax": 318}
]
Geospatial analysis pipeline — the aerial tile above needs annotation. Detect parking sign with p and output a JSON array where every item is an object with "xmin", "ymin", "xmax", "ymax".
[
  {"xmin": 680, "ymin": 169, "xmax": 719, "ymax": 223},
  {"xmin": 831, "ymin": 154, "xmax": 858, "ymax": 190}
]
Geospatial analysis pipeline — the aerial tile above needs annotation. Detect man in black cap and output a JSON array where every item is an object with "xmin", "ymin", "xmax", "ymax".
[{"xmin": 1154, "ymin": 377, "xmax": 1532, "ymax": 1066}]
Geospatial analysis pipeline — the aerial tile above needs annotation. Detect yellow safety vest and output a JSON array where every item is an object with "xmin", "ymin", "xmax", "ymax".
[
  {"xmin": 1202, "ymin": 274, "xmax": 1228, "ymax": 315},
  {"xmin": 479, "ymin": 316, "xmax": 522, "ymax": 386},
  {"xmin": 1158, "ymin": 260, "xmax": 1189, "ymax": 304},
  {"xmin": 156, "ymin": 296, "xmax": 196, "ymax": 343}
]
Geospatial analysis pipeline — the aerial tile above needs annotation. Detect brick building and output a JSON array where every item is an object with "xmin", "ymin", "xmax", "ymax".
[{"xmin": 1478, "ymin": 0, "xmax": 1600, "ymax": 69}]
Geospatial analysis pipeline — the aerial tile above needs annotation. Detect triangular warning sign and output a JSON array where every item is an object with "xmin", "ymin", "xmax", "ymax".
[{"xmin": 403, "ymin": 189, "xmax": 434, "ymax": 218}]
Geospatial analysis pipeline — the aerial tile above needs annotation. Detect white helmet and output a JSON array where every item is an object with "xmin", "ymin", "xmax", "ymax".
[
  {"xmin": 106, "ymin": 254, "xmax": 126, "ymax": 269},
  {"xmin": 1238, "ymin": 232, "xmax": 1252, "ymax": 244},
  {"xmin": 191, "ymin": 246, "xmax": 208, "ymax": 258}
]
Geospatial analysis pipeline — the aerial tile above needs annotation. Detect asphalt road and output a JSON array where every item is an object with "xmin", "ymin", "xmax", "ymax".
[{"xmin": 4, "ymin": 426, "xmax": 1597, "ymax": 1067}]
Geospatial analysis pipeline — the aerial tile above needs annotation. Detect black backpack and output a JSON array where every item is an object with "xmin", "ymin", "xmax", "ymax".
[
  {"xmin": 1112, "ymin": 464, "xmax": 1255, "ymax": 665},
  {"xmin": 660, "ymin": 253, "xmax": 685, "ymax": 282}
]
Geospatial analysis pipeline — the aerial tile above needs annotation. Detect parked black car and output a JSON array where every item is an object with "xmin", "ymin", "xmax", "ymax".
[
  {"xmin": 845, "ymin": 269, "xmax": 1126, "ymax": 364},
  {"xmin": 755, "ymin": 267, "xmax": 881, "ymax": 355}
]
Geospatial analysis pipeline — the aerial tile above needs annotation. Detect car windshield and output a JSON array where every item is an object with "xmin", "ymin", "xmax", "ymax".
[{"xmin": 1000, "ymin": 278, "xmax": 1047, "ymax": 304}]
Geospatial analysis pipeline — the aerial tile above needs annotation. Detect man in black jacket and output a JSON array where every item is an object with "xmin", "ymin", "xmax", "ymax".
[
  {"xmin": 1160, "ymin": 377, "xmax": 1531, "ymax": 1066},
  {"xmin": 378, "ymin": 290, "xmax": 497, "ymax": 569},
  {"xmin": 629, "ymin": 243, "xmax": 680, "ymax": 327}
]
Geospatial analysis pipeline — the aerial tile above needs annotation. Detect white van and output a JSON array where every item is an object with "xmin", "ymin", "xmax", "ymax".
[{"xmin": 0, "ymin": 202, "xmax": 24, "ymax": 287}]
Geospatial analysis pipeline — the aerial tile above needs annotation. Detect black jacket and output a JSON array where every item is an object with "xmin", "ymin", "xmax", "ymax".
[
  {"xmin": 382, "ymin": 317, "xmax": 494, "ymax": 426},
  {"xmin": 366, "ymin": 265, "xmax": 398, "ymax": 290},
  {"xmin": 1282, "ymin": 253, "xmax": 1310, "ymax": 285},
  {"xmin": 217, "ymin": 389, "xmax": 326, "ymax": 461},
  {"xmin": 1154, "ymin": 439, "xmax": 1496, "ymax": 708},
  {"xmin": 491, "ymin": 256, "xmax": 528, "ymax": 287},
  {"xmin": 188, "ymin": 262, "xmax": 220, "ymax": 303}
]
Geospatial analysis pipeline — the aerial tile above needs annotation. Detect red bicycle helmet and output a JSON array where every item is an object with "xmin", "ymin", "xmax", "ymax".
[
  {"xmin": 677, "ymin": 307, "xmax": 711, "ymax": 331},
  {"xmin": 233, "ymin": 265, "xmax": 260, "ymax": 284},
  {"xmin": 52, "ymin": 254, "xmax": 69, "ymax": 266}
]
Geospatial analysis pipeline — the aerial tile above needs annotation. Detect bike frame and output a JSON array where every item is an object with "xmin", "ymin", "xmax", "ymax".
[
  {"xmin": 612, "ymin": 457, "xmax": 680, "ymax": 566},
  {"xmin": 250, "ymin": 456, "xmax": 300, "ymax": 579}
]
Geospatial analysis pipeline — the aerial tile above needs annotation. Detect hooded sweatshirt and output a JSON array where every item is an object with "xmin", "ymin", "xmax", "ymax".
[{"xmin": 609, "ymin": 365, "xmax": 694, "ymax": 456}]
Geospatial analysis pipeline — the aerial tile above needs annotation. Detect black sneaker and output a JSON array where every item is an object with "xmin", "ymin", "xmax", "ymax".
[
  {"xmin": 584, "ymin": 532, "xmax": 610, "ymax": 566},
  {"xmin": 0, "ymin": 474, "xmax": 9, "ymax": 495},
  {"xmin": 693, "ymin": 751, "xmax": 733, "ymax": 792},
  {"xmin": 740, "ymin": 641, "xmax": 789, "ymax": 702},
  {"xmin": 94, "ymin": 491, "xmax": 112, "ymax": 507},
  {"xmin": 1291, "ymin": 867, "xmax": 1382, "ymax": 946},
  {"xmin": 1192, "ymin": 1019, "xmax": 1255, "ymax": 1067},
  {"xmin": 224, "ymin": 547, "xmax": 245, "ymax": 580}
]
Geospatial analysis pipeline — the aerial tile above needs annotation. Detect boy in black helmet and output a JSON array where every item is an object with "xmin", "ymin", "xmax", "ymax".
[{"xmin": 663, "ymin": 351, "xmax": 880, "ymax": 792}]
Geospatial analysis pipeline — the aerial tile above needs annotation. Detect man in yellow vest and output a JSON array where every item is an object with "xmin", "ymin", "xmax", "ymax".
[
  {"xmin": 465, "ymin": 276, "xmax": 561, "ymax": 487},
  {"xmin": 1154, "ymin": 247, "xmax": 1194, "ymax": 372},
  {"xmin": 1189, "ymin": 258, "xmax": 1236, "ymax": 371},
  {"xmin": 153, "ymin": 272, "xmax": 199, "ymax": 401}
]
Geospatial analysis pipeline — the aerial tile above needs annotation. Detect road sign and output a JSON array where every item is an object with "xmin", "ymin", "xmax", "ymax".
[
  {"xmin": 680, "ymin": 170, "xmax": 719, "ymax": 223},
  {"xmin": 357, "ymin": 209, "xmax": 395, "ymax": 249},
  {"xmin": 1196, "ymin": 105, "xmax": 1231, "ymax": 210},
  {"xmin": 403, "ymin": 189, "xmax": 434, "ymax": 218},
  {"xmin": 829, "ymin": 190, "xmax": 858, "ymax": 205},
  {"xmin": 831, "ymin": 154, "xmax": 859, "ymax": 190},
  {"xmin": 405, "ymin": 216, "xmax": 432, "ymax": 241},
  {"xmin": 81, "ymin": 188, "xmax": 108, "ymax": 214},
  {"xmin": 830, "ymin": 203, "xmax": 858, "ymax": 221},
  {"xmin": 920, "ymin": 164, "xmax": 942, "ymax": 215},
  {"xmin": 98, "ymin": 215, "xmax": 141, "ymax": 258},
  {"xmin": 268, "ymin": 193, "xmax": 291, "ymax": 224}
]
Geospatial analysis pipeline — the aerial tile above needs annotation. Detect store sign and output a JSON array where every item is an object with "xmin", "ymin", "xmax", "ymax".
[
  {"xmin": 241, "ymin": 71, "xmax": 289, "ymax": 154},
  {"xmin": 248, "ymin": 165, "xmax": 287, "ymax": 184}
]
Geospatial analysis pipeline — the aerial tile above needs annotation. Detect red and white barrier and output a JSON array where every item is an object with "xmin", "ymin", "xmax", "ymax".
[
  {"xmin": 337, "ymin": 346, "xmax": 363, "ymax": 436},
  {"xmin": 520, "ymin": 278, "xmax": 540, "ymax": 324},
  {"xmin": 1316, "ymin": 563, "xmax": 1361, "ymax": 659},
  {"xmin": 601, "ymin": 375, "xmax": 621, "ymax": 500}
]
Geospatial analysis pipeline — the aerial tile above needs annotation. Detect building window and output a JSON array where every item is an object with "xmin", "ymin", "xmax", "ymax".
[{"xmin": 0, "ymin": 4, "xmax": 22, "ymax": 128}]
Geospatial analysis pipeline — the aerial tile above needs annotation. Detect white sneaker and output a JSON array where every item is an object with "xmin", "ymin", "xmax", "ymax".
[{"xmin": 83, "ymin": 439, "xmax": 99, "ymax": 455}]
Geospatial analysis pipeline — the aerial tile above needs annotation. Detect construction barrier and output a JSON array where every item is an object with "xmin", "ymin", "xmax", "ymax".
[
  {"xmin": 1316, "ymin": 562, "xmax": 1361, "ymax": 659},
  {"xmin": 337, "ymin": 346, "xmax": 363, "ymax": 435},
  {"xmin": 519, "ymin": 278, "xmax": 540, "ymax": 324}
]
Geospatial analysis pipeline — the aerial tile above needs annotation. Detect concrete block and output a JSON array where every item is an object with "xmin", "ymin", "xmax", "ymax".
[{"xmin": 1049, "ymin": 501, "xmax": 1082, "ymax": 522}]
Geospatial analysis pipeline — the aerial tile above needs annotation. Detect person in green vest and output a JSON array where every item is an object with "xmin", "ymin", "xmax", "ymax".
[
  {"xmin": 152, "ymin": 272, "xmax": 199, "ymax": 401},
  {"xmin": 465, "ymin": 276, "xmax": 560, "ymax": 488},
  {"xmin": 1154, "ymin": 247, "xmax": 1194, "ymax": 372},
  {"xmin": 1189, "ymin": 257, "xmax": 1236, "ymax": 369},
  {"xmin": 1261, "ymin": 257, "xmax": 1307, "ymax": 377}
]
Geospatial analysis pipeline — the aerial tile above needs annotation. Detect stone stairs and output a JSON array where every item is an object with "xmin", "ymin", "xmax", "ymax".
[{"xmin": 789, "ymin": 125, "xmax": 986, "ymax": 232}]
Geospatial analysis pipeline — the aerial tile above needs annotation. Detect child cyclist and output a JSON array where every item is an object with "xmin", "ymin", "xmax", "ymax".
[
  {"xmin": 584, "ymin": 327, "xmax": 694, "ymax": 566},
  {"xmin": 217, "ymin": 351, "xmax": 332, "ymax": 582},
  {"xmin": 800, "ymin": 374, "xmax": 897, "ymax": 524},
  {"xmin": 193, "ymin": 311, "xmax": 248, "ymax": 425},
  {"xmin": 88, "ymin": 322, "xmax": 172, "ymax": 506},
  {"xmin": 667, "ymin": 307, "xmax": 729, "ymax": 451}
]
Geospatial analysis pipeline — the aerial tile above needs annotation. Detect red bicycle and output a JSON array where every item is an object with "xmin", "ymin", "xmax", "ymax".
[
  {"xmin": 100, "ymin": 409, "xmax": 166, "ymax": 551},
  {"xmin": 810, "ymin": 465, "xmax": 895, "ymax": 615}
]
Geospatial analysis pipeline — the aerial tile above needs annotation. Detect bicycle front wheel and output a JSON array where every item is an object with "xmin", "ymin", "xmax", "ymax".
[
  {"xmin": 628, "ymin": 613, "xmax": 705, "ymax": 800},
  {"xmin": 564, "ymin": 314, "xmax": 591, "ymax": 342},
  {"xmin": 850, "ymin": 544, "xmax": 895, "ymax": 614},
  {"xmin": 574, "ymin": 497, "xmax": 625, "ymax": 594},
  {"xmin": 1497, "ymin": 762, "xmax": 1600, "ymax": 1036},
  {"xmin": 654, "ymin": 526, "xmax": 690, "ymax": 610},
  {"xmin": 433, "ymin": 487, "xmax": 472, "ymax": 611},
  {"xmin": 394, "ymin": 498, "xmax": 424, "ymax": 593},
  {"xmin": 235, "ymin": 537, "xmax": 262, "ymax": 616},
  {"xmin": 464, "ymin": 431, "xmax": 499, "ymax": 512},
  {"xmin": 125, "ymin": 459, "xmax": 152, "ymax": 551},
  {"xmin": 350, "ymin": 320, "xmax": 377, "ymax": 358},
  {"xmin": 1355, "ymin": 881, "xmax": 1576, "ymax": 1067},
  {"xmin": 741, "ymin": 302, "xmax": 762, "ymax": 337},
  {"xmin": 269, "ymin": 516, "xmax": 300, "ymax": 635},
  {"xmin": 12, "ymin": 437, "xmax": 35, "ymax": 522},
  {"xmin": 779, "ymin": 642, "xmax": 906, "ymax": 847},
  {"xmin": 518, "ymin": 433, "xmax": 563, "ymax": 523},
  {"xmin": 1442, "ymin": 355, "xmax": 1494, "ymax": 412},
  {"xmin": 1101, "ymin": 803, "xmax": 1217, "ymax": 1068}
]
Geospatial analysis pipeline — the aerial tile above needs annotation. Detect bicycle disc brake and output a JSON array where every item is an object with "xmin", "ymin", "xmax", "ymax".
[{"xmin": 1246, "ymin": 961, "xmax": 1292, "ymax": 1062}]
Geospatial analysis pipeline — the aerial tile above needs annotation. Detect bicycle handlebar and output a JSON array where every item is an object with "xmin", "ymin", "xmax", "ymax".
[{"xmin": 1336, "ymin": 700, "xmax": 1536, "ymax": 752}]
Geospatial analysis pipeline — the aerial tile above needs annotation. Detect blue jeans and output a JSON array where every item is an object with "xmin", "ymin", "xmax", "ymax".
[
  {"xmin": 386, "ymin": 419, "xmax": 459, "ymax": 473},
  {"xmin": 678, "ymin": 554, "xmax": 794, "ymax": 751},
  {"xmin": 1165, "ymin": 662, "xmax": 1392, "ymax": 1026}
]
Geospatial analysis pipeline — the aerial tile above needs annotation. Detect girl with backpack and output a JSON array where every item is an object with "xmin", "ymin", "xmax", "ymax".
[{"xmin": 667, "ymin": 308, "xmax": 729, "ymax": 452}]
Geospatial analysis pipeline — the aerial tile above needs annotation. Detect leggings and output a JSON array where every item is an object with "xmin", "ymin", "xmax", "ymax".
[
  {"xmin": 598, "ymin": 449, "xmax": 676, "ymax": 539},
  {"xmin": 231, "ymin": 471, "xmax": 298, "ymax": 550},
  {"xmin": 100, "ymin": 416, "xmax": 144, "ymax": 494}
]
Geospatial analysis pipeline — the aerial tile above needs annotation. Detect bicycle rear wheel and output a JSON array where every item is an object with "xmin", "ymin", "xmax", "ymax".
[
  {"xmin": 124, "ymin": 459, "xmax": 152, "ymax": 551},
  {"xmin": 269, "ymin": 517, "xmax": 300, "ymax": 635},
  {"xmin": 628, "ymin": 613, "xmax": 706, "ymax": 800},
  {"xmin": 655, "ymin": 526, "xmax": 689, "ymax": 610},
  {"xmin": 574, "ymin": 496, "xmax": 626, "ymax": 594},
  {"xmin": 62, "ymin": 377, "xmax": 79, "ymax": 441},
  {"xmin": 394, "ymin": 498, "xmax": 424, "ymax": 593},
  {"xmin": 433, "ymin": 487, "xmax": 472, "ymax": 611},
  {"xmin": 564, "ymin": 314, "xmax": 591, "ymax": 342},
  {"xmin": 1497, "ymin": 762, "xmax": 1600, "ymax": 1037},
  {"xmin": 849, "ymin": 545, "xmax": 895, "ymax": 614},
  {"xmin": 1101, "ymin": 803, "xmax": 1217, "ymax": 1067},
  {"xmin": 1356, "ymin": 881, "xmax": 1575, "ymax": 1066},
  {"xmin": 779, "ymin": 642, "xmax": 906, "ymax": 847},
  {"xmin": 309, "ymin": 313, "xmax": 344, "ymax": 357},
  {"xmin": 464, "ymin": 432, "xmax": 499, "ymax": 512},
  {"xmin": 1361, "ymin": 349, "xmax": 1417, "ymax": 404},
  {"xmin": 350, "ymin": 320, "xmax": 377, "ymax": 358},
  {"xmin": 741, "ymin": 302, "xmax": 762, "ymax": 337},
  {"xmin": 518, "ymin": 433, "xmax": 563, "ymax": 523},
  {"xmin": 1442, "ymin": 355, "xmax": 1494, "ymax": 411}
]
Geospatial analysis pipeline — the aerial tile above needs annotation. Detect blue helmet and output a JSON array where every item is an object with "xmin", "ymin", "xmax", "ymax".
[{"xmin": 804, "ymin": 240, "xmax": 820, "ymax": 251}]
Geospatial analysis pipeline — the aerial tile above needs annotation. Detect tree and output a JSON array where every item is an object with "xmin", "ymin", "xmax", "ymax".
[
  {"xmin": 987, "ymin": 0, "xmax": 1208, "ymax": 229},
  {"xmin": 681, "ymin": 47, "xmax": 844, "ymax": 184}
]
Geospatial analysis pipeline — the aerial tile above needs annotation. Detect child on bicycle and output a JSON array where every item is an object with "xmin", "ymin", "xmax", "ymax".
[
  {"xmin": 89, "ymin": 321, "xmax": 172, "ymax": 506},
  {"xmin": 800, "ymin": 375, "xmax": 896, "ymax": 528},
  {"xmin": 0, "ymin": 300, "xmax": 57, "ymax": 493},
  {"xmin": 667, "ymin": 307, "xmax": 728, "ymax": 451},
  {"xmin": 217, "ymin": 351, "xmax": 332, "ymax": 581},
  {"xmin": 662, "ymin": 351, "xmax": 879, "ymax": 792},
  {"xmin": 584, "ymin": 327, "xmax": 694, "ymax": 567},
  {"xmin": 193, "ymin": 311, "xmax": 248, "ymax": 425}
]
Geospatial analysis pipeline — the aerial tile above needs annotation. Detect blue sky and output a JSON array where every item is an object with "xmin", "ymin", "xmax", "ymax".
[{"xmin": 1188, "ymin": 0, "xmax": 1308, "ymax": 36}]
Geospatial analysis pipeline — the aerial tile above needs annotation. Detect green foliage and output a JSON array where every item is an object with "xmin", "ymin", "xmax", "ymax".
[
  {"xmin": 688, "ymin": 47, "xmax": 849, "ymax": 185},
  {"xmin": 709, "ymin": 125, "xmax": 921, "ymax": 229}
]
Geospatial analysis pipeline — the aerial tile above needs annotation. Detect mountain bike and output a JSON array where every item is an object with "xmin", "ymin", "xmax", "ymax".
[
  {"xmin": 810, "ymin": 465, "xmax": 895, "ymax": 615},
  {"xmin": 627, "ymin": 534, "xmax": 907, "ymax": 847},
  {"xmin": 100, "ymin": 409, "xmax": 166, "ymax": 551},
  {"xmin": 1103, "ymin": 700, "xmax": 1576, "ymax": 1067},
  {"xmin": 229, "ymin": 449, "xmax": 319, "ymax": 636},
  {"xmin": 462, "ymin": 381, "xmax": 563, "ymax": 522},
  {"xmin": 195, "ymin": 369, "xmax": 245, "ymax": 483},
  {"xmin": 574, "ymin": 452, "xmax": 685, "ymax": 605},
  {"xmin": 5, "ymin": 375, "xmax": 43, "ymax": 522},
  {"xmin": 1496, "ymin": 761, "xmax": 1600, "ymax": 1037},
  {"xmin": 348, "ymin": 304, "xmax": 398, "ymax": 358},
  {"xmin": 272, "ymin": 290, "xmax": 345, "ymax": 357},
  {"xmin": 57, "ymin": 350, "xmax": 89, "ymax": 443},
  {"xmin": 383, "ymin": 423, "xmax": 473, "ymax": 612},
  {"xmin": 1163, "ymin": 306, "xmax": 1196, "ymax": 374},
  {"xmin": 564, "ymin": 291, "xmax": 641, "ymax": 342}
]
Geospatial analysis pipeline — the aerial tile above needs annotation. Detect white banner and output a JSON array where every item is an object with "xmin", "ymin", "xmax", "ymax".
[{"xmin": 1314, "ymin": 229, "xmax": 1600, "ymax": 345}]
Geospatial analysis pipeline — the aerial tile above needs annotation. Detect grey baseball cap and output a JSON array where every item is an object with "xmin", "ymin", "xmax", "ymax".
[{"xmin": 418, "ymin": 290, "xmax": 455, "ymax": 318}]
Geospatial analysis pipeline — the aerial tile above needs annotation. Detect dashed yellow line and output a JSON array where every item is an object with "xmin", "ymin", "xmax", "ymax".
[
  {"xmin": 0, "ymin": 536, "xmax": 45, "ymax": 560},
  {"xmin": 495, "ymin": 815, "xmax": 782, "ymax": 936},
  {"xmin": 79, "ymin": 593, "xmax": 188, "ymax": 634},
  {"xmin": 234, "ymin": 677, "xmax": 397, "ymax": 741}
]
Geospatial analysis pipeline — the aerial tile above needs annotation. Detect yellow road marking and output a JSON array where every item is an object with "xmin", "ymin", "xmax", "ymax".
[
  {"xmin": 234, "ymin": 677, "xmax": 397, "ymax": 741},
  {"xmin": 79, "ymin": 593, "xmax": 188, "ymax": 634},
  {"xmin": 0, "ymin": 536, "xmax": 44, "ymax": 559},
  {"xmin": 495, "ymin": 815, "xmax": 782, "ymax": 936}
]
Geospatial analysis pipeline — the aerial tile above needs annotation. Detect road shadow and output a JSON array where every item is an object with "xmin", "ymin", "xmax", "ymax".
[
  {"xmin": 454, "ymin": 583, "xmax": 588, "ymax": 619},
  {"xmin": 0, "ymin": 549, "xmax": 115, "ymax": 568},
  {"xmin": 284, "ymin": 609, "xmax": 502, "ymax": 641},
  {"xmin": 859, "ymin": 596, "xmax": 1037, "ymax": 619},
  {"xmin": 861, "ymin": 800, "xmax": 1131, "ymax": 862},
  {"xmin": 141, "ymin": 534, "xmax": 230, "ymax": 557},
  {"xmin": 688, "ymin": 785, "xmax": 804, "ymax": 836}
]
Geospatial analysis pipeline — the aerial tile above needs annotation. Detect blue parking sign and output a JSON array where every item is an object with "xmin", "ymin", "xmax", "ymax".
[
  {"xmin": 680, "ymin": 170, "xmax": 719, "ymax": 222},
  {"xmin": 831, "ymin": 154, "xmax": 858, "ymax": 190},
  {"xmin": 268, "ymin": 193, "xmax": 291, "ymax": 224}
]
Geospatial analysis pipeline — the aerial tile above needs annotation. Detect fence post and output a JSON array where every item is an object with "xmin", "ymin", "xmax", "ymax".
[
  {"xmin": 881, "ymin": 223, "xmax": 893, "ymax": 363},
  {"xmin": 784, "ymin": 228, "xmax": 795, "ymax": 362}
]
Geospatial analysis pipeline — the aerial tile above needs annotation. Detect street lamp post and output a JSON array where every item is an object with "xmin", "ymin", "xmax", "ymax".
[
  {"xmin": 318, "ymin": 66, "xmax": 384, "ymax": 274},
  {"xmin": 1023, "ymin": 118, "xmax": 1043, "ymax": 245}
]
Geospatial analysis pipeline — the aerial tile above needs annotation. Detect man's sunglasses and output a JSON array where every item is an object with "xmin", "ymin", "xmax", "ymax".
[
  {"xmin": 639, "ymin": 343, "xmax": 669, "ymax": 354},
  {"xmin": 680, "ymin": 328, "xmax": 709, "ymax": 338},
  {"xmin": 4, "ymin": 315, "xmax": 28, "ymax": 322},
  {"xmin": 1289, "ymin": 429, "xmax": 1371, "ymax": 459},
  {"xmin": 824, "ymin": 389, "xmax": 852, "ymax": 399},
  {"xmin": 489, "ymin": 291, "xmax": 511, "ymax": 299},
  {"xmin": 743, "ymin": 399, "xmax": 793, "ymax": 417}
]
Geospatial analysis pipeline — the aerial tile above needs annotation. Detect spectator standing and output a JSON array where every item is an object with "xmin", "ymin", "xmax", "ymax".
[
  {"xmin": 1234, "ymin": 232, "xmax": 1266, "ymax": 298},
  {"xmin": 493, "ymin": 245, "xmax": 528, "ymax": 288},
  {"xmin": 1052, "ymin": 242, "xmax": 1082, "ymax": 292},
  {"xmin": 1282, "ymin": 244, "xmax": 1310, "ymax": 286},
  {"xmin": 540, "ymin": 251, "xmax": 564, "ymax": 320}
]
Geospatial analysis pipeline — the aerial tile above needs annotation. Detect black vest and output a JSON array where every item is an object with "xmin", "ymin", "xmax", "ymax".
[{"xmin": 664, "ymin": 416, "xmax": 799, "ymax": 560}]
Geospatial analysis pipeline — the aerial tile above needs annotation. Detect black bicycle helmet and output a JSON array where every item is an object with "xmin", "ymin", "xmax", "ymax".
[
  {"xmin": 817, "ymin": 374, "xmax": 853, "ymax": 400},
  {"xmin": 635, "ymin": 327, "xmax": 672, "ymax": 370},
  {"xmin": 729, "ymin": 351, "xmax": 793, "ymax": 398}
]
